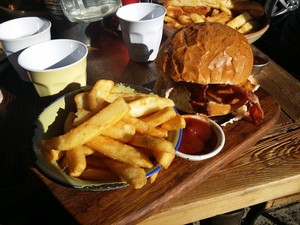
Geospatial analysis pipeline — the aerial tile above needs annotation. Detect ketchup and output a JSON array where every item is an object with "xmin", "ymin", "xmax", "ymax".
[{"xmin": 179, "ymin": 117, "xmax": 217, "ymax": 155}]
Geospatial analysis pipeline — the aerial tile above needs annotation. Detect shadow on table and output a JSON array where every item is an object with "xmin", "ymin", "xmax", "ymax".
[
  {"xmin": 0, "ymin": 170, "xmax": 80, "ymax": 225},
  {"xmin": 0, "ymin": 63, "xmax": 80, "ymax": 225}
]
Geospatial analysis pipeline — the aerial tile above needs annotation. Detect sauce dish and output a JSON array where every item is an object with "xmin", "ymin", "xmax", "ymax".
[{"xmin": 176, "ymin": 114, "xmax": 225, "ymax": 161}]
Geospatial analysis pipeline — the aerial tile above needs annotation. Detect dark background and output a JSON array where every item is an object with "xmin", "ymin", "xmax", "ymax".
[{"xmin": 254, "ymin": 6, "xmax": 300, "ymax": 80}]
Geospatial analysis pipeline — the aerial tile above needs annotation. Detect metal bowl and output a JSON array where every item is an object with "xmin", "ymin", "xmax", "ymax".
[{"xmin": 252, "ymin": 48, "xmax": 270, "ymax": 75}]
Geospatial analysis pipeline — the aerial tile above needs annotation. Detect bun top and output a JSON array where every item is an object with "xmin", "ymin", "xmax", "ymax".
[{"xmin": 156, "ymin": 22, "xmax": 253, "ymax": 86}]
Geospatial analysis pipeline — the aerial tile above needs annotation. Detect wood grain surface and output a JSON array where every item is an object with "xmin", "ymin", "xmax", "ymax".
[{"xmin": 140, "ymin": 121, "xmax": 300, "ymax": 225}]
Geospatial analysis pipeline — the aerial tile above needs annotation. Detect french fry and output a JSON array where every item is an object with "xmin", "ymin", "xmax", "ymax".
[
  {"xmin": 238, "ymin": 20, "xmax": 259, "ymax": 34},
  {"xmin": 100, "ymin": 120, "xmax": 136, "ymax": 142},
  {"xmin": 45, "ymin": 148, "xmax": 65, "ymax": 163},
  {"xmin": 103, "ymin": 83, "xmax": 151, "ymax": 103},
  {"xmin": 64, "ymin": 112, "xmax": 76, "ymax": 133},
  {"xmin": 105, "ymin": 92, "xmax": 150, "ymax": 104},
  {"xmin": 161, "ymin": 114, "xmax": 186, "ymax": 130},
  {"xmin": 110, "ymin": 83, "xmax": 136, "ymax": 93},
  {"xmin": 103, "ymin": 158, "xmax": 147, "ymax": 189},
  {"xmin": 74, "ymin": 92, "xmax": 89, "ymax": 110},
  {"xmin": 129, "ymin": 96, "xmax": 175, "ymax": 117},
  {"xmin": 166, "ymin": 5, "xmax": 210, "ymax": 18},
  {"xmin": 226, "ymin": 11, "xmax": 253, "ymax": 29},
  {"xmin": 220, "ymin": 6, "xmax": 232, "ymax": 15},
  {"xmin": 141, "ymin": 107, "xmax": 177, "ymax": 127},
  {"xmin": 211, "ymin": 8, "xmax": 220, "ymax": 16},
  {"xmin": 166, "ymin": 5, "xmax": 186, "ymax": 18},
  {"xmin": 88, "ymin": 79, "xmax": 114, "ymax": 112},
  {"xmin": 178, "ymin": 15, "xmax": 193, "ymax": 25},
  {"xmin": 149, "ymin": 172, "xmax": 159, "ymax": 184},
  {"xmin": 66, "ymin": 146, "xmax": 87, "ymax": 177},
  {"xmin": 153, "ymin": 150, "xmax": 175, "ymax": 169},
  {"xmin": 43, "ymin": 97, "xmax": 130, "ymax": 150},
  {"xmin": 129, "ymin": 133, "xmax": 175, "ymax": 153},
  {"xmin": 165, "ymin": 21, "xmax": 183, "ymax": 30},
  {"xmin": 73, "ymin": 109, "xmax": 94, "ymax": 127},
  {"xmin": 82, "ymin": 145, "xmax": 94, "ymax": 155},
  {"xmin": 189, "ymin": 13, "xmax": 205, "ymax": 23},
  {"xmin": 165, "ymin": 15, "xmax": 179, "ymax": 23},
  {"xmin": 206, "ymin": 11, "xmax": 232, "ymax": 24},
  {"xmin": 122, "ymin": 115, "xmax": 168, "ymax": 138},
  {"xmin": 86, "ymin": 135, "xmax": 153, "ymax": 168},
  {"xmin": 79, "ymin": 167, "xmax": 119, "ymax": 181}
]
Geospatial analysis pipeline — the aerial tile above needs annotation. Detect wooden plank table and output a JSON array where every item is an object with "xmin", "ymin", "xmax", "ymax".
[{"xmin": 0, "ymin": 25, "xmax": 299, "ymax": 224}]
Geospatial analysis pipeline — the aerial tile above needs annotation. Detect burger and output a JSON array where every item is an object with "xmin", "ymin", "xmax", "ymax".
[{"xmin": 155, "ymin": 22, "xmax": 264, "ymax": 124}]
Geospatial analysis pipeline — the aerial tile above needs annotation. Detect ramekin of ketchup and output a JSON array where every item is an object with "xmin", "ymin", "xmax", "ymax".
[{"xmin": 176, "ymin": 114, "xmax": 225, "ymax": 161}]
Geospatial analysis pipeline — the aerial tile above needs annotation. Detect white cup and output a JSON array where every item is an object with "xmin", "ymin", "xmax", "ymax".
[
  {"xmin": 0, "ymin": 17, "xmax": 51, "ymax": 81},
  {"xmin": 0, "ymin": 17, "xmax": 51, "ymax": 56},
  {"xmin": 18, "ymin": 39, "xmax": 88, "ymax": 97},
  {"xmin": 116, "ymin": 3, "xmax": 166, "ymax": 63}
]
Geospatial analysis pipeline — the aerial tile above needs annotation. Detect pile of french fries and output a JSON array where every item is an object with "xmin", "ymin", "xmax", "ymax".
[
  {"xmin": 41, "ymin": 80, "xmax": 186, "ymax": 189},
  {"xmin": 164, "ymin": 0, "xmax": 265, "ymax": 34}
]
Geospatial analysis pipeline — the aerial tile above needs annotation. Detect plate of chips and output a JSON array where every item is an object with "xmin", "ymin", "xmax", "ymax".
[
  {"xmin": 33, "ymin": 80, "xmax": 184, "ymax": 190},
  {"xmin": 163, "ymin": 0, "xmax": 269, "ymax": 44}
]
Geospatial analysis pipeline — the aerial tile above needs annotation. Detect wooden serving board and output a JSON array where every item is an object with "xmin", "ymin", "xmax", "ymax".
[{"xmin": 40, "ymin": 88, "xmax": 280, "ymax": 225}]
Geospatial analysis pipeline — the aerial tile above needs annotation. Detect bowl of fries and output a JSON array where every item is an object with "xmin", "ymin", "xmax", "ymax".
[
  {"xmin": 33, "ymin": 80, "xmax": 184, "ymax": 190},
  {"xmin": 163, "ymin": 1, "xmax": 270, "ymax": 44}
]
